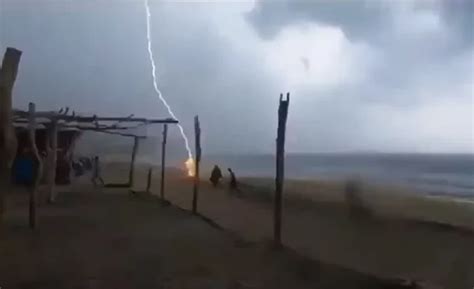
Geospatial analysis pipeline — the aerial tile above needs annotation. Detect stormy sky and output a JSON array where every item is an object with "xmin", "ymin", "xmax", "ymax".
[{"xmin": 1, "ymin": 0, "xmax": 473, "ymax": 156}]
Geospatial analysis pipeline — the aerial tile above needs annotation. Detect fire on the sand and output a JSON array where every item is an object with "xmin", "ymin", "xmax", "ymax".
[{"xmin": 185, "ymin": 157, "xmax": 195, "ymax": 177}]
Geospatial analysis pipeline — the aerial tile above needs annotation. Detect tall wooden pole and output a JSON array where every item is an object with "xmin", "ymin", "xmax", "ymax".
[
  {"xmin": 160, "ymin": 124, "xmax": 168, "ymax": 200},
  {"xmin": 28, "ymin": 103, "xmax": 43, "ymax": 229},
  {"xmin": 192, "ymin": 116, "xmax": 201, "ymax": 214},
  {"xmin": 274, "ymin": 93, "xmax": 290, "ymax": 246},
  {"xmin": 128, "ymin": 136, "xmax": 139, "ymax": 188},
  {"xmin": 0, "ymin": 47, "xmax": 21, "ymax": 224},
  {"xmin": 47, "ymin": 119, "xmax": 58, "ymax": 203}
]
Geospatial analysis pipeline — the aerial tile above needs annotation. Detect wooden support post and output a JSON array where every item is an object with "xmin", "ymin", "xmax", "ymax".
[
  {"xmin": 47, "ymin": 119, "xmax": 58, "ymax": 203},
  {"xmin": 160, "ymin": 124, "xmax": 168, "ymax": 200},
  {"xmin": 192, "ymin": 116, "xmax": 201, "ymax": 214},
  {"xmin": 28, "ymin": 102, "xmax": 42, "ymax": 229},
  {"xmin": 274, "ymin": 93, "xmax": 290, "ymax": 246},
  {"xmin": 128, "ymin": 136, "xmax": 139, "ymax": 188},
  {"xmin": 0, "ymin": 47, "xmax": 21, "ymax": 224},
  {"xmin": 146, "ymin": 167, "xmax": 152, "ymax": 194}
]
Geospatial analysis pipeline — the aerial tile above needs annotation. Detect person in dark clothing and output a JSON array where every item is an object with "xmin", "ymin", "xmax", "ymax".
[
  {"xmin": 227, "ymin": 168, "xmax": 237, "ymax": 190},
  {"xmin": 91, "ymin": 156, "xmax": 104, "ymax": 187},
  {"xmin": 209, "ymin": 165, "xmax": 223, "ymax": 187},
  {"xmin": 12, "ymin": 148, "xmax": 35, "ymax": 186}
]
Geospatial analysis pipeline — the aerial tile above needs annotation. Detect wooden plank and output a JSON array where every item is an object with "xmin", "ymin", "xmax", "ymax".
[
  {"xmin": 0, "ymin": 47, "xmax": 22, "ymax": 224},
  {"xmin": 192, "ymin": 116, "xmax": 201, "ymax": 214},
  {"xmin": 274, "ymin": 93, "xmax": 290, "ymax": 246},
  {"xmin": 28, "ymin": 103, "xmax": 43, "ymax": 229},
  {"xmin": 160, "ymin": 124, "xmax": 168, "ymax": 200},
  {"xmin": 12, "ymin": 112, "xmax": 179, "ymax": 124},
  {"xmin": 90, "ymin": 129, "xmax": 146, "ymax": 139},
  {"xmin": 128, "ymin": 136, "xmax": 139, "ymax": 188},
  {"xmin": 0, "ymin": 48, "xmax": 22, "ymax": 90}
]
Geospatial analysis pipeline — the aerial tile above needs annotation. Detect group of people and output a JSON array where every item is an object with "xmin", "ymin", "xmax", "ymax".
[
  {"xmin": 209, "ymin": 165, "xmax": 237, "ymax": 190},
  {"xmin": 76, "ymin": 156, "xmax": 236, "ymax": 191},
  {"xmin": 71, "ymin": 155, "xmax": 103, "ymax": 186}
]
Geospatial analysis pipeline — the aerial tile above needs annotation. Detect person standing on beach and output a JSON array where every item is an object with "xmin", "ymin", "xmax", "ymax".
[
  {"xmin": 91, "ymin": 156, "xmax": 104, "ymax": 187},
  {"xmin": 209, "ymin": 165, "xmax": 222, "ymax": 187},
  {"xmin": 227, "ymin": 168, "xmax": 238, "ymax": 190}
]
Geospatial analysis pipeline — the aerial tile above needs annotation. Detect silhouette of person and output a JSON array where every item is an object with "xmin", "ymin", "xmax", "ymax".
[
  {"xmin": 209, "ymin": 165, "xmax": 222, "ymax": 187},
  {"xmin": 227, "ymin": 168, "xmax": 237, "ymax": 190},
  {"xmin": 91, "ymin": 156, "xmax": 104, "ymax": 187}
]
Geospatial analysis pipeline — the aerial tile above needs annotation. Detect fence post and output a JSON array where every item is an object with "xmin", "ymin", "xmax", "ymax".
[
  {"xmin": 192, "ymin": 115, "xmax": 201, "ymax": 214},
  {"xmin": 0, "ymin": 47, "xmax": 21, "ymax": 225},
  {"xmin": 128, "ymin": 136, "xmax": 139, "ymax": 188},
  {"xmin": 160, "ymin": 124, "xmax": 168, "ymax": 199},
  {"xmin": 46, "ymin": 119, "xmax": 58, "ymax": 203},
  {"xmin": 28, "ymin": 102, "xmax": 43, "ymax": 229},
  {"xmin": 274, "ymin": 92, "xmax": 290, "ymax": 246}
]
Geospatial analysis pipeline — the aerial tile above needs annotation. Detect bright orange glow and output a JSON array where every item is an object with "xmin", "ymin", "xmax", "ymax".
[{"xmin": 185, "ymin": 157, "xmax": 195, "ymax": 177}]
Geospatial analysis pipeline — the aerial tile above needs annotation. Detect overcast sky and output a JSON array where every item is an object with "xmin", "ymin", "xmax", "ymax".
[{"xmin": 1, "ymin": 0, "xmax": 473, "ymax": 156}]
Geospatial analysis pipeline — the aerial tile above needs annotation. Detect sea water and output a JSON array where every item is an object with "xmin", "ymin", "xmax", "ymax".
[{"xmin": 204, "ymin": 153, "xmax": 474, "ymax": 198}]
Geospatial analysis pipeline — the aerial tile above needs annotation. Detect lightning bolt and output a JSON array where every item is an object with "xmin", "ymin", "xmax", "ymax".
[{"xmin": 144, "ymin": 0, "xmax": 195, "ymax": 175}]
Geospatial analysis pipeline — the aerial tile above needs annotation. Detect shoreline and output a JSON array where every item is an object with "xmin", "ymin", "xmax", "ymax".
[
  {"xmin": 104, "ymin": 161, "xmax": 474, "ymax": 230},
  {"xmin": 96, "ymin": 161, "xmax": 474, "ymax": 287},
  {"xmin": 237, "ymin": 176, "xmax": 474, "ymax": 231}
]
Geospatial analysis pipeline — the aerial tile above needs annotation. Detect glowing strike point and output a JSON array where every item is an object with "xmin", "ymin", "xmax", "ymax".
[
  {"xmin": 144, "ymin": 0, "xmax": 194, "ymax": 177},
  {"xmin": 185, "ymin": 157, "xmax": 195, "ymax": 177}
]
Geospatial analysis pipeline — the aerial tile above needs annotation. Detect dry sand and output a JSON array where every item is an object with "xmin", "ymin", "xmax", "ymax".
[
  {"xmin": 2, "ymin": 161, "xmax": 472, "ymax": 289},
  {"xmin": 1, "ymin": 182, "xmax": 416, "ymax": 289},
  {"xmin": 125, "ymin": 163, "xmax": 473, "ymax": 289}
]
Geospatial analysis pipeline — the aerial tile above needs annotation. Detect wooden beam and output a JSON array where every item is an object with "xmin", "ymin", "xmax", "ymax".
[
  {"xmin": 28, "ymin": 103, "xmax": 43, "ymax": 229},
  {"xmin": 0, "ymin": 48, "xmax": 22, "ymax": 90},
  {"xmin": 70, "ymin": 116, "xmax": 178, "ymax": 124},
  {"xmin": 128, "ymin": 136, "xmax": 139, "ymax": 188},
  {"xmin": 12, "ymin": 111, "xmax": 178, "ymax": 124},
  {"xmin": 160, "ymin": 124, "xmax": 168, "ymax": 200},
  {"xmin": 274, "ymin": 93, "xmax": 290, "ymax": 247},
  {"xmin": 0, "ymin": 47, "xmax": 22, "ymax": 224},
  {"xmin": 192, "ymin": 116, "xmax": 201, "ymax": 214},
  {"xmin": 14, "ymin": 120, "xmax": 147, "ymax": 132},
  {"xmin": 46, "ymin": 119, "xmax": 58, "ymax": 203},
  {"xmin": 88, "ymin": 129, "xmax": 146, "ymax": 139}
]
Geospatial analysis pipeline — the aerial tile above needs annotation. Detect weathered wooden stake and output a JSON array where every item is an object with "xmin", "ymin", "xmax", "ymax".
[
  {"xmin": 128, "ymin": 136, "xmax": 139, "ymax": 188},
  {"xmin": 160, "ymin": 124, "xmax": 168, "ymax": 200},
  {"xmin": 28, "ymin": 102, "xmax": 43, "ymax": 229},
  {"xmin": 274, "ymin": 92, "xmax": 290, "ymax": 246},
  {"xmin": 0, "ymin": 47, "xmax": 21, "ymax": 224},
  {"xmin": 192, "ymin": 116, "xmax": 201, "ymax": 214},
  {"xmin": 146, "ymin": 167, "xmax": 152, "ymax": 194},
  {"xmin": 47, "ymin": 119, "xmax": 58, "ymax": 203}
]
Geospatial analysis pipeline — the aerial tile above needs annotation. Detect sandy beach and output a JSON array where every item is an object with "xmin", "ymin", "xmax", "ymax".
[
  {"xmin": 124, "ymin": 162, "xmax": 474, "ymax": 289},
  {"xmin": 1, "ymin": 161, "xmax": 473, "ymax": 289},
  {"xmin": 1, "ymin": 179, "xmax": 419, "ymax": 289}
]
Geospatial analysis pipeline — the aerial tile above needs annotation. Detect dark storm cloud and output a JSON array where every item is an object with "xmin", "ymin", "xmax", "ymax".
[
  {"xmin": 439, "ymin": 0, "xmax": 474, "ymax": 46},
  {"xmin": 0, "ymin": 1, "xmax": 279, "ymax": 156},
  {"xmin": 1, "ymin": 0, "xmax": 472, "ymax": 154},
  {"xmin": 247, "ymin": 0, "xmax": 473, "ymax": 106},
  {"xmin": 247, "ymin": 0, "xmax": 473, "ymax": 45},
  {"xmin": 247, "ymin": 0, "xmax": 390, "ymax": 41}
]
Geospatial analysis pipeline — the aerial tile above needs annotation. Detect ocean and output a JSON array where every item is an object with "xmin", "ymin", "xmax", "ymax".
[{"xmin": 203, "ymin": 153, "xmax": 474, "ymax": 198}]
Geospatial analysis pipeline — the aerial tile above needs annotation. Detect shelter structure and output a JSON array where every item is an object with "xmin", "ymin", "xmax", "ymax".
[{"xmin": 1, "ymin": 46, "xmax": 178, "ymax": 229}]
